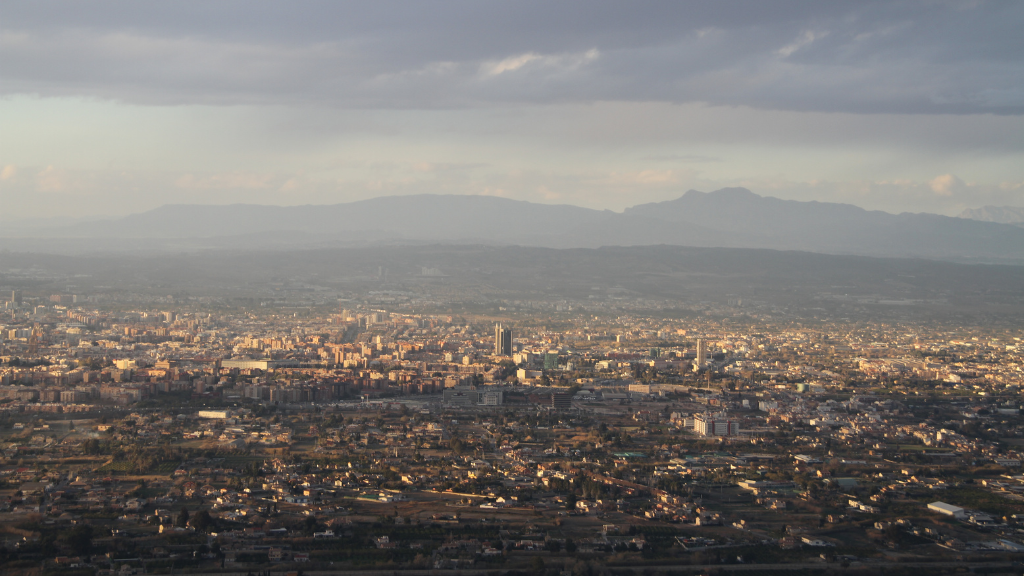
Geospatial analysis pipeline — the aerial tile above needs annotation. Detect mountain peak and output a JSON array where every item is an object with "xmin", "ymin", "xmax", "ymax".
[
  {"xmin": 958, "ymin": 205, "xmax": 1024, "ymax": 225},
  {"xmin": 708, "ymin": 186, "xmax": 758, "ymax": 198},
  {"xmin": 676, "ymin": 187, "xmax": 758, "ymax": 201}
]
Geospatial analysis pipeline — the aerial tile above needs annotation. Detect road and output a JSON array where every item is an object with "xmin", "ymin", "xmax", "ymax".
[{"xmin": 174, "ymin": 559, "xmax": 1017, "ymax": 576}]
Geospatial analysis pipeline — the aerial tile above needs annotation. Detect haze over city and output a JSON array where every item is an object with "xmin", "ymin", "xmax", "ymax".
[{"xmin": 3, "ymin": 3, "xmax": 1024, "ymax": 576}]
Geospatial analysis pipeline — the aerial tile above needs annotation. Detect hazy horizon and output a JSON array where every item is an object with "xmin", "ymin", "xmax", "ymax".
[{"xmin": 0, "ymin": 186, "xmax": 1000, "ymax": 226}]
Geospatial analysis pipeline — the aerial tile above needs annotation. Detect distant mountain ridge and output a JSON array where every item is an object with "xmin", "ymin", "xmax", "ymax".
[
  {"xmin": 7, "ymin": 188, "xmax": 1024, "ymax": 263},
  {"xmin": 959, "ymin": 205, "xmax": 1024, "ymax": 227},
  {"xmin": 622, "ymin": 188, "xmax": 1024, "ymax": 262}
]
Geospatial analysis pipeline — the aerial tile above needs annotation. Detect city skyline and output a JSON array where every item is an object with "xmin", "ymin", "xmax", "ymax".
[{"xmin": 2, "ymin": 274, "xmax": 1023, "ymax": 572}]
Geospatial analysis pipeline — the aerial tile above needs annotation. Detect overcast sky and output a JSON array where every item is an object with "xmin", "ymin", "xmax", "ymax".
[{"xmin": 2, "ymin": 0, "xmax": 1023, "ymax": 220}]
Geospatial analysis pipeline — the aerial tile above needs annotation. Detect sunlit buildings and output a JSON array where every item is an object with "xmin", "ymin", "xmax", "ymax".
[
  {"xmin": 694, "ymin": 413, "xmax": 740, "ymax": 437},
  {"xmin": 494, "ymin": 323, "xmax": 513, "ymax": 356}
]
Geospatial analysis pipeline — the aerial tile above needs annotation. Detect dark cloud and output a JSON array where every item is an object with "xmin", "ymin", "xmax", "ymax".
[{"xmin": 2, "ymin": 1, "xmax": 1021, "ymax": 113}]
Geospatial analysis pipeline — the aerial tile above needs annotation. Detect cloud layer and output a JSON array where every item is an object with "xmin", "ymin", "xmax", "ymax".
[
  {"xmin": 3, "ymin": 1, "xmax": 1023, "ymax": 114},
  {"xmin": 1, "ymin": 1, "xmax": 1023, "ymax": 220}
]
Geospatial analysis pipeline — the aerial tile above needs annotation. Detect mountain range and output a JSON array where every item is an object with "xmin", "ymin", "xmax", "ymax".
[{"xmin": 4, "ymin": 188, "xmax": 1024, "ymax": 263}]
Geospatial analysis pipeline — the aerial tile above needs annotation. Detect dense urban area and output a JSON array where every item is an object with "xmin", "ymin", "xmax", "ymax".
[{"xmin": 2, "ymin": 274, "xmax": 1024, "ymax": 576}]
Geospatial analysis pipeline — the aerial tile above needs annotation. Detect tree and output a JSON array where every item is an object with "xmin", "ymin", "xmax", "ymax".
[
  {"xmin": 191, "ymin": 510, "xmax": 214, "ymax": 532},
  {"xmin": 450, "ymin": 438, "xmax": 465, "ymax": 455},
  {"xmin": 304, "ymin": 515, "xmax": 318, "ymax": 535},
  {"xmin": 176, "ymin": 507, "xmax": 190, "ymax": 528},
  {"xmin": 64, "ymin": 525, "xmax": 94, "ymax": 556}
]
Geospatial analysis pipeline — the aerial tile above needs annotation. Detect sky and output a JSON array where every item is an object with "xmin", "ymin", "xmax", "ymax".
[{"xmin": 1, "ymin": 1, "xmax": 1023, "ymax": 221}]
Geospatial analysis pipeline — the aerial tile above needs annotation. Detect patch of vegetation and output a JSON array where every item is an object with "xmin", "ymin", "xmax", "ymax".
[{"xmin": 939, "ymin": 486, "xmax": 1024, "ymax": 516}]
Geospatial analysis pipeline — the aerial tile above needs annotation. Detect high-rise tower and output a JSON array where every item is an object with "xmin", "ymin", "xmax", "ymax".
[
  {"xmin": 495, "ymin": 323, "xmax": 513, "ymax": 356},
  {"xmin": 696, "ymin": 338, "xmax": 708, "ymax": 366}
]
